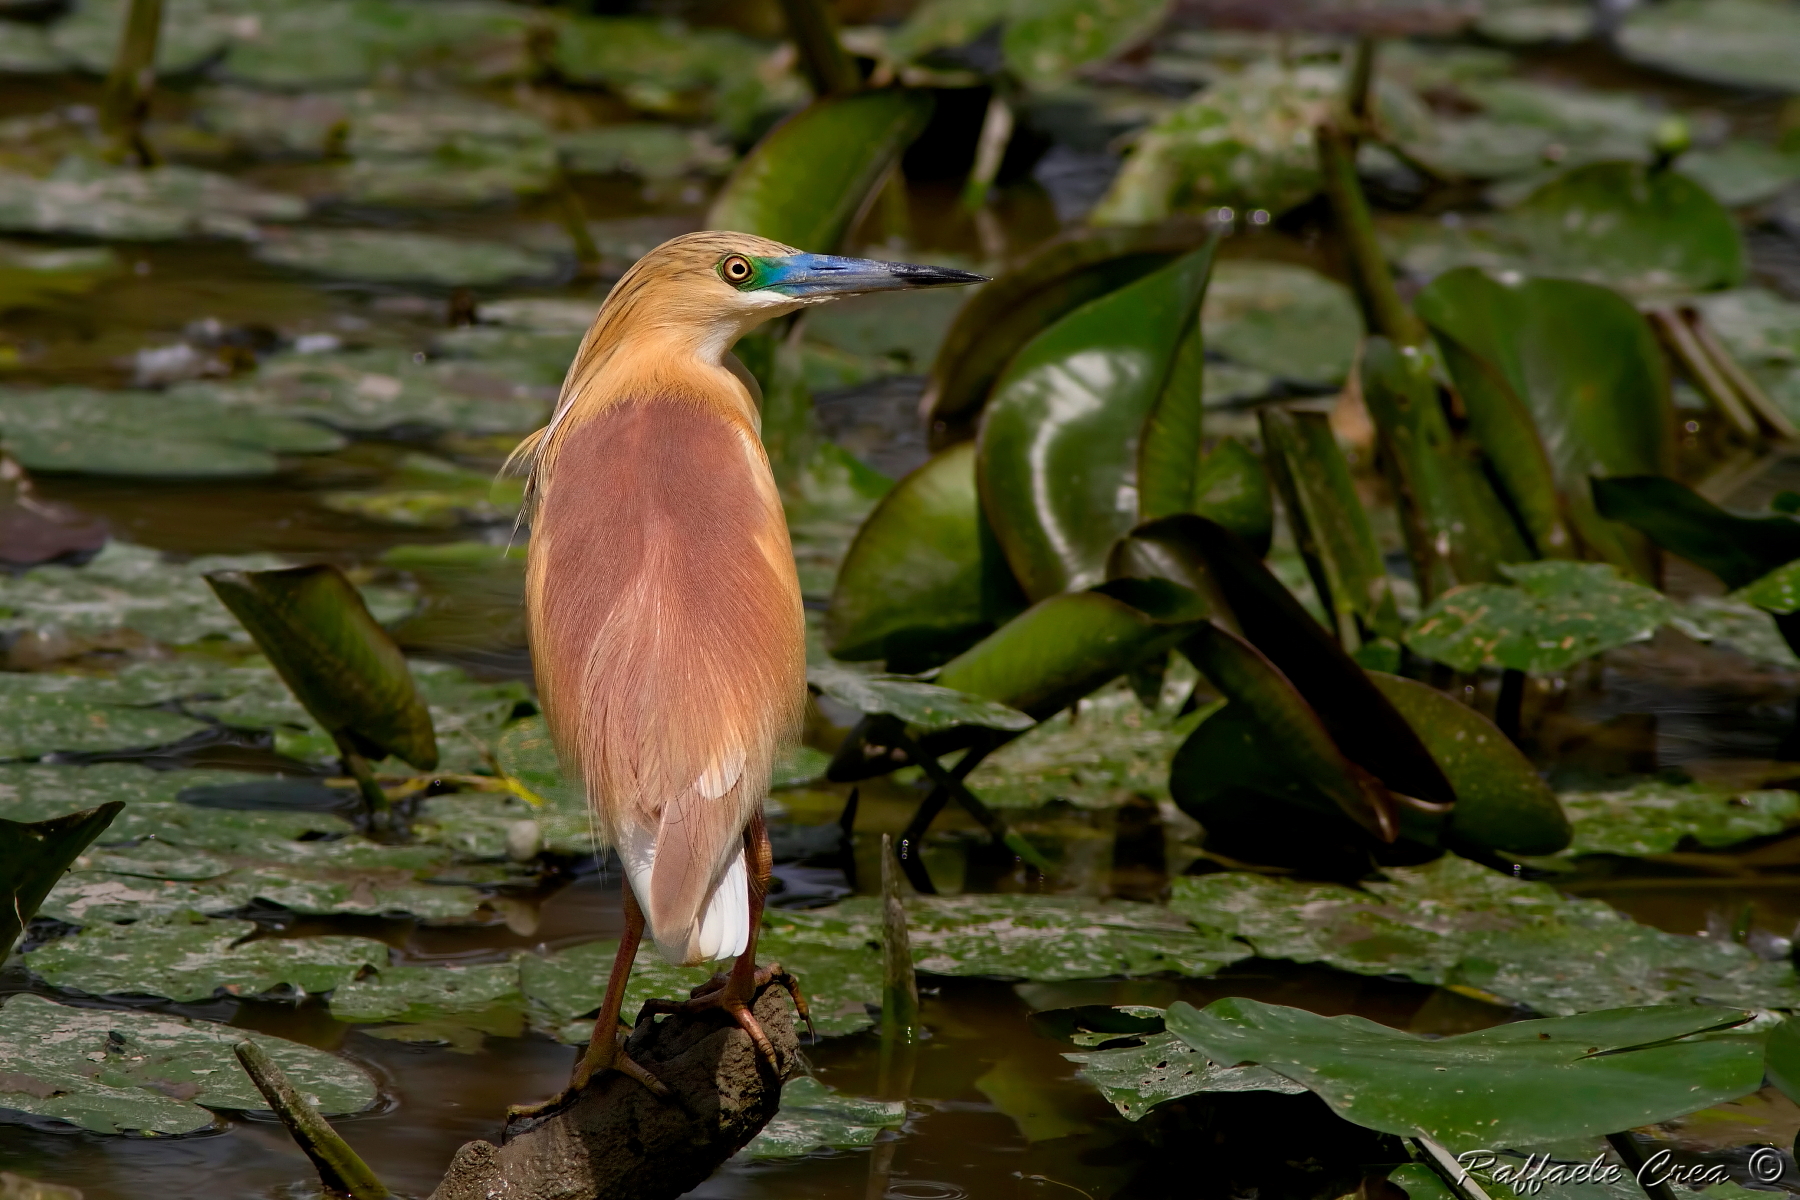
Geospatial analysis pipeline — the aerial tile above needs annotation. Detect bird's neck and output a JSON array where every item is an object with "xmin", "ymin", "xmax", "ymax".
[{"xmin": 576, "ymin": 322, "xmax": 762, "ymax": 429}]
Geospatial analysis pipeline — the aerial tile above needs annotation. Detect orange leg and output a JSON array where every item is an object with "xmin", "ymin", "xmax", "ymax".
[
  {"xmin": 507, "ymin": 880, "xmax": 668, "ymax": 1121},
  {"xmin": 637, "ymin": 807, "xmax": 814, "ymax": 1068}
]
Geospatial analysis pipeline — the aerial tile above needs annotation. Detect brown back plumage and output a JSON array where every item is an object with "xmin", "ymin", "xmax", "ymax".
[{"xmin": 517, "ymin": 232, "xmax": 808, "ymax": 963}]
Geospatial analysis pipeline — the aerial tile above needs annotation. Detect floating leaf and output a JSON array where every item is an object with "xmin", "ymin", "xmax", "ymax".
[
  {"xmin": 807, "ymin": 662, "xmax": 1034, "ymax": 734},
  {"xmin": 979, "ymin": 247, "xmax": 1215, "ymax": 598},
  {"xmin": 0, "ymin": 993, "xmax": 376, "ymax": 1136},
  {"xmin": 1001, "ymin": 0, "xmax": 1171, "ymax": 84},
  {"xmin": 707, "ymin": 90, "xmax": 933, "ymax": 254},
  {"xmin": 201, "ymin": 347, "xmax": 553, "ymax": 436},
  {"xmin": 0, "ymin": 387, "xmax": 343, "ymax": 479},
  {"xmin": 1395, "ymin": 166, "xmax": 1743, "ymax": 297},
  {"xmin": 1679, "ymin": 142, "xmax": 1800, "ymax": 207},
  {"xmin": 1404, "ymin": 561, "xmax": 1674, "ymax": 673},
  {"xmin": 26, "ymin": 911, "xmax": 388, "ymax": 1003},
  {"xmin": 328, "ymin": 961, "xmax": 524, "ymax": 1024},
  {"xmin": 0, "ymin": 802, "xmax": 119, "ymax": 957},
  {"xmin": 0, "ymin": 160, "xmax": 303, "ymax": 242},
  {"xmin": 207, "ymin": 565, "xmax": 439, "ymax": 770},
  {"xmin": 1202, "ymin": 261, "xmax": 1362, "ymax": 387},
  {"xmin": 963, "ymin": 683, "xmax": 1196, "ymax": 810},
  {"xmin": 739, "ymin": 1076, "xmax": 905, "ymax": 1159},
  {"xmin": 219, "ymin": 0, "xmax": 542, "ymax": 89},
  {"xmin": 1732, "ymin": 559, "xmax": 1800, "ymax": 615},
  {"xmin": 1066, "ymin": 1029, "xmax": 1308, "ymax": 1120},
  {"xmin": 1556, "ymin": 781, "xmax": 1800, "ymax": 857},
  {"xmin": 321, "ymin": 454, "xmax": 523, "ymax": 529},
  {"xmin": 518, "ymin": 939, "xmax": 738, "ymax": 1043},
  {"xmin": 253, "ymin": 229, "xmax": 559, "ymax": 288},
  {"xmin": 559, "ymin": 123, "xmax": 733, "ymax": 180},
  {"xmin": 1618, "ymin": 0, "xmax": 1800, "ymax": 93},
  {"xmin": 1673, "ymin": 596, "xmax": 1800, "ymax": 668},
  {"xmin": 1091, "ymin": 63, "xmax": 1339, "ymax": 224},
  {"xmin": 552, "ymin": 17, "xmax": 794, "ymax": 135},
  {"xmin": 1168, "ymin": 856, "xmax": 1800, "ymax": 1013},
  {"xmin": 0, "ymin": 672, "xmax": 208, "ymax": 759},
  {"xmin": 1166, "ymin": 997, "xmax": 1762, "ymax": 1153}
]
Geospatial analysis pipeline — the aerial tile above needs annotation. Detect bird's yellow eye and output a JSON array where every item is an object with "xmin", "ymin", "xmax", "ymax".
[{"xmin": 720, "ymin": 254, "xmax": 754, "ymax": 285}]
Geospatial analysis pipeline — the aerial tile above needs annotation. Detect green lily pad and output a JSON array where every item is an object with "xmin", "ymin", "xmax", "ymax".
[
  {"xmin": 0, "ymin": 992, "xmax": 376, "ymax": 1136},
  {"xmin": 322, "ymin": 454, "xmax": 524, "ymax": 529},
  {"xmin": 517, "ymin": 939, "xmax": 719, "ymax": 1042},
  {"xmin": 1404, "ymin": 562, "xmax": 1674, "ymax": 673},
  {"xmin": 774, "ymin": 893, "xmax": 1249, "ymax": 983},
  {"xmin": 42, "ymin": 858, "xmax": 486, "ymax": 924},
  {"xmin": 0, "ymin": 20, "xmax": 69, "ymax": 73},
  {"xmin": 1679, "ymin": 142, "xmax": 1800, "ymax": 207},
  {"xmin": 48, "ymin": 0, "xmax": 240, "ymax": 75},
  {"xmin": 0, "ymin": 240, "xmax": 120, "ymax": 311},
  {"xmin": 1092, "ymin": 62, "xmax": 1340, "ymax": 223},
  {"xmin": 1694, "ymin": 288, "xmax": 1800, "ymax": 368},
  {"xmin": 0, "ymin": 672, "xmax": 208, "ymax": 759},
  {"xmin": 1556, "ymin": 781, "xmax": 1800, "ymax": 857},
  {"xmin": 1065, "ymin": 1029, "xmax": 1306, "ymax": 1120},
  {"xmin": 0, "ymin": 386, "xmax": 343, "ymax": 478},
  {"xmin": 806, "ymin": 662, "xmax": 1034, "ymax": 734},
  {"xmin": 328, "ymin": 961, "xmax": 523, "ymax": 1023},
  {"xmin": 1001, "ymin": 0, "xmax": 1171, "ymax": 85},
  {"xmin": 26, "ymin": 911, "xmax": 387, "ymax": 1002},
  {"xmin": 553, "ymin": 17, "xmax": 792, "ymax": 135},
  {"xmin": 559, "ymin": 123, "xmax": 733, "ymax": 180},
  {"xmin": 1673, "ymin": 596, "xmax": 1800, "ymax": 667},
  {"xmin": 1168, "ymin": 855, "xmax": 1800, "ymax": 1014},
  {"xmin": 963, "ymin": 683, "xmax": 1197, "ymax": 809},
  {"xmin": 739, "ymin": 1076, "xmax": 906, "ymax": 1159},
  {"xmin": 252, "ymin": 229, "xmax": 559, "ymax": 288},
  {"xmin": 1473, "ymin": 0, "xmax": 1594, "ymax": 44},
  {"xmin": 326, "ymin": 90, "xmax": 557, "ymax": 207},
  {"xmin": 1732, "ymin": 558, "xmax": 1800, "ymax": 614},
  {"xmin": 219, "ymin": 0, "xmax": 542, "ymax": 89},
  {"xmin": 0, "ymin": 160, "xmax": 304, "ymax": 241},
  {"xmin": 1618, "ymin": 0, "xmax": 1800, "ymax": 93},
  {"xmin": 198, "ymin": 348, "xmax": 552, "ymax": 436},
  {"xmin": 0, "ymin": 764, "xmax": 266, "ymax": 824},
  {"xmin": 1392, "ymin": 163, "xmax": 1743, "ymax": 297},
  {"xmin": 1201, "ymin": 260, "xmax": 1362, "ymax": 388},
  {"xmin": 1166, "ymin": 997, "xmax": 1762, "ymax": 1153}
]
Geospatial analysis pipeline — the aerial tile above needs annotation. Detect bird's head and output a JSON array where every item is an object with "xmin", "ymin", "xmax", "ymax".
[{"xmin": 608, "ymin": 231, "xmax": 986, "ymax": 351}]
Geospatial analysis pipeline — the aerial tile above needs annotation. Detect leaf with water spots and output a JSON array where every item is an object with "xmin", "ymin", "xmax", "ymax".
[
  {"xmin": 739, "ymin": 1076, "xmax": 905, "ymax": 1159},
  {"xmin": 1065, "ymin": 1029, "xmax": 1305, "ymax": 1120},
  {"xmin": 0, "ymin": 992, "xmax": 378, "ymax": 1136}
]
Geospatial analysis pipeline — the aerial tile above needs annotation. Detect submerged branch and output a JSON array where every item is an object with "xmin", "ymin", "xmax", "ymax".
[{"xmin": 234, "ymin": 1042, "xmax": 393, "ymax": 1200}]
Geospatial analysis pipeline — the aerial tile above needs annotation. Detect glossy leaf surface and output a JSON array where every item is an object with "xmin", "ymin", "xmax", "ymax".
[
  {"xmin": 1128, "ymin": 515, "xmax": 1454, "ymax": 810},
  {"xmin": 1260, "ymin": 407, "xmax": 1402, "ymax": 645},
  {"xmin": 1404, "ymin": 561, "xmax": 1674, "ymax": 673},
  {"xmin": 827, "ymin": 443, "xmax": 992, "ymax": 665},
  {"xmin": 1172, "ymin": 626, "xmax": 1397, "ymax": 841},
  {"xmin": 932, "ymin": 586, "xmax": 1204, "ymax": 721},
  {"xmin": 1359, "ymin": 337, "xmax": 1532, "ymax": 601},
  {"xmin": 806, "ymin": 662, "xmax": 1034, "ymax": 734},
  {"xmin": 1418, "ymin": 268, "xmax": 1672, "ymax": 575},
  {"xmin": 0, "ymin": 802, "xmax": 120, "ymax": 958},
  {"xmin": 206, "ymin": 565, "xmax": 439, "ymax": 770},
  {"xmin": 925, "ymin": 223, "xmax": 1210, "ymax": 446},
  {"xmin": 978, "ymin": 247, "xmax": 1216, "ymax": 599},
  {"xmin": 1189, "ymin": 437, "xmax": 1273, "ymax": 556},
  {"xmin": 706, "ymin": 90, "xmax": 932, "ymax": 253},
  {"xmin": 1592, "ymin": 475, "xmax": 1800, "ymax": 591},
  {"xmin": 1166, "ymin": 997, "xmax": 1760, "ymax": 1153},
  {"xmin": 1367, "ymin": 672, "xmax": 1570, "ymax": 855}
]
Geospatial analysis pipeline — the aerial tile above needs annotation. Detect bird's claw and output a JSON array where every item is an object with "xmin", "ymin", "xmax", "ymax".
[
  {"xmin": 503, "ymin": 1023, "xmax": 668, "ymax": 1127},
  {"xmin": 639, "ymin": 962, "xmax": 812, "ymax": 1070}
]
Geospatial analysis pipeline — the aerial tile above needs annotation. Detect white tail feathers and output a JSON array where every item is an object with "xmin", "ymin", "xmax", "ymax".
[{"xmin": 620, "ymin": 823, "xmax": 750, "ymax": 966}]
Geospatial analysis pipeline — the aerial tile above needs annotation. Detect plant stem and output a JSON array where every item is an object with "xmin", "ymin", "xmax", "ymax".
[
  {"xmin": 1686, "ymin": 308, "xmax": 1798, "ymax": 439},
  {"xmin": 1647, "ymin": 307, "xmax": 1756, "ymax": 437},
  {"xmin": 552, "ymin": 169, "xmax": 602, "ymax": 278},
  {"xmin": 892, "ymin": 731, "xmax": 1053, "ymax": 874},
  {"xmin": 100, "ymin": 0, "xmax": 163, "ymax": 164},
  {"xmin": 895, "ymin": 743, "xmax": 995, "ymax": 894},
  {"xmin": 1495, "ymin": 668, "xmax": 1526, "ymax": 744},
  {"xmin": 878, "ymin": 834, "xmax": 919, "ymax": 1045},
  {"xmin": 234, "ymin": 1042, "xmax": 392, "ymax": 1200},
  {"xmin": 1316, "ymin": 122, "xmax": 1426, "ymax": 348},
  {"xmin": 336, "ymin": 740, "xmax": 392, "ymax": 833},
  {"xmin": 1345, "ymin": 36, "xmax": 1378, "ymax": 123},
  {"xmin": 1605, "ymin": 1132, "xmax": 1680, "ymax": 1200},
  {"xmin": 960, "ymin": 93, "xmax": 1014, "ymax": 212},
  {"xmin": 776, "ymin": 0, "xmax": 859, "ymax": 96}
]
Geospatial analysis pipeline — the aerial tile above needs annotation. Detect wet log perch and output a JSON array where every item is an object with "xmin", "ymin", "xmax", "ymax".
[{"xmin": 430, "ymin": 983, "xmax": 798, "ymax": 1200}]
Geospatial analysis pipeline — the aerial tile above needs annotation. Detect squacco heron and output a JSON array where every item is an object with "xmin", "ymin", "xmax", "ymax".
[{"xmin": 512, "ymin": 231, "xmax": 982, "ymax": 1101}]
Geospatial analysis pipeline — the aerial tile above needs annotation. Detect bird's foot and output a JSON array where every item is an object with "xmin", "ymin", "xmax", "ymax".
[
  {"xmin": 504, "ymin": 1022, "xmax": 669, "ymax": 1125},
  {"xmin": 639, "ymin": 963, "xmax": 813, "ymax": 1070}
]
